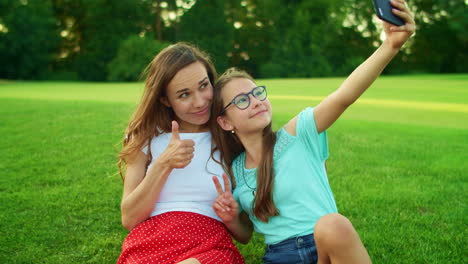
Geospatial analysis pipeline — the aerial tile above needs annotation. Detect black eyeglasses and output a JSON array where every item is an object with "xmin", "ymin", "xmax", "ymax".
[{"xmin": 219, "ymin": 86, "xmax": 267, "ymax": 115}]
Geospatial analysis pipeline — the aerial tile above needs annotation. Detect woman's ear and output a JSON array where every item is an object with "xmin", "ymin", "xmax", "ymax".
[
  {"xmin": 217, "ymin": 116, "xmax": 234, "ymax": 131},
  {"xmin": 160, "ymin": 96, "xmax": 171, "ymax": 107}
]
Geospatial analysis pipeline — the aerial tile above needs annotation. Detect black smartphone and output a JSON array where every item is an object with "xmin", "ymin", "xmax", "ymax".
[{"xmin": 373, "ymin": 0, "xmax": 405, "ymax": 26}]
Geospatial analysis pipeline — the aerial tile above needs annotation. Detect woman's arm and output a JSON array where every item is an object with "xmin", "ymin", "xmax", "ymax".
[
  {"xmin": 313, "ymin": 0, "xmax": 416, "ymax": 133},
  {"xmin": 121, "ymin": 121, "xmax": 195, "ymax": 230},
  {"xmin": 120, "ymin": 151, "xmax": 172, "ymax": 231}
]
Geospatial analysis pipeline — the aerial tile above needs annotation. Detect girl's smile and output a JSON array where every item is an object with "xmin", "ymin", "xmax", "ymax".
[{"xmin": 251, "ymin": 109, "xmax": 267, "ymax": 118}]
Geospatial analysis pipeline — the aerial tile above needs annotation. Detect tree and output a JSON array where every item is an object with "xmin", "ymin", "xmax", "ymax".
[
  {"xmin": 0, "ymin": 0, "xmax": 59, "ymax": 79},
  {"xmin": 407, "ymin": 0, "xmax": 467, "ymax": 73},
  {"xmin": 177, "ymin": 0, "xmax": 234, "ymax": 73},
  {"xmin": 107, "ymin": 36, "xmax": 169, "ymax": 81},
  {"xmin": 258, "ymin": 0, "xmax": 343, "ymax": 77},
  {"xmin": 72, "ymin": 0, "xmax": 146, "ymax": 81}
]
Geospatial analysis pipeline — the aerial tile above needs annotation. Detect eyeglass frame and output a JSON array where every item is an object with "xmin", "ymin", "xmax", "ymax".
[{"xmin": 219, "ymin": 85, "xmax": 267, "ymax": 116}]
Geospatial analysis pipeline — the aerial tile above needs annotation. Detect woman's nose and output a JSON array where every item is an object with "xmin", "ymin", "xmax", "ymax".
[{"xmin": 193, "ymin": 91, "xmax": 206, "ymax": 107}]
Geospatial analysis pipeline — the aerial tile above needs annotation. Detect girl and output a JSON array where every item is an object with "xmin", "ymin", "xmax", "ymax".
[
  {"xmin": 210, "ymin": 1, "xmax": 416, "ymax": 263},
  {"xmin": 117, "ymin": 43, "xmax": 244, "ymax": 264}
]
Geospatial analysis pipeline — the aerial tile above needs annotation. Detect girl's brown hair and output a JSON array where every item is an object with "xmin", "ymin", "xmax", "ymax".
[
  {"xmin": 210, "ymin": 68, "xmax": 278, "ymax": 222},
  {"xmin": 119, "ymin": 42, "xmax": 216, "ymax": 180}
]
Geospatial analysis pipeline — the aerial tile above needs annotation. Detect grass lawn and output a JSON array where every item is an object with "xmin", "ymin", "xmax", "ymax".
[{"xmin": 0, "ymin": 74, "xmax": 467, "ymax": 263}]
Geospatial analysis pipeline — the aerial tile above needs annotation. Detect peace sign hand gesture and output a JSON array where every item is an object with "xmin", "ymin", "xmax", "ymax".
[{"xmin": 212, "ymin": 174, "xmax": 239, "ymax": 223}]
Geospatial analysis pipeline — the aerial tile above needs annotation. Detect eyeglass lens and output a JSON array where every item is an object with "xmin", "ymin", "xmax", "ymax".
[{"xmin": 234, "ymin": 86, "xmax": 266, "ymax": 109}]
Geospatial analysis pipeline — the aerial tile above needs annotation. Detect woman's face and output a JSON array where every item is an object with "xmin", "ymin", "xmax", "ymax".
[
  {"xmin": 163, "ymin": 61, "xmax": 213, "ymax": 132},
  {"xmin": 218, "ymin": 78, "xmax": 272, "ymax": 134}
]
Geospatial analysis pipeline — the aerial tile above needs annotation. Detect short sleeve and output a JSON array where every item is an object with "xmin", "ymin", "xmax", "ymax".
[{"xmin": 296, "ymin": 107, "xmax": 329, "ymax": 161}]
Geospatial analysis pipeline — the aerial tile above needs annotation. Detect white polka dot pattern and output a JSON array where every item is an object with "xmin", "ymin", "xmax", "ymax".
[{"xmin": 117, "ymin": 211, "xmax": 245, "ymax": 264}]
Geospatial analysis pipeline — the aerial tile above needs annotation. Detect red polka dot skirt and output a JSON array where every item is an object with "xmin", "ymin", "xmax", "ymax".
[{"xmin": 117, "ymin": 211, "xmax": 245, "ymax": 264}]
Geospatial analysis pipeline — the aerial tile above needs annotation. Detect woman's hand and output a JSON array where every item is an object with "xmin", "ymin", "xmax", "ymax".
[
  {"xmin": 157, "ymin": 121, "xmax": 195, "ymax": 169},
  {"xmin": 212, "ymin": 174, "xmax": 239, "ymax": 223},
  {"xmin": 382, "ymin": 0, "xmax": 416, "ymax": 49}
]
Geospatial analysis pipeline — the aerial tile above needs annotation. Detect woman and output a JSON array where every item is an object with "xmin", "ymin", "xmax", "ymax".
[
  {"xmin": 117, "ymin": 43, "xmax": 244, "ymax": 264},
  {"xmin": 210, "ymin": 1, "xmax": 416, "ymax": 263}
]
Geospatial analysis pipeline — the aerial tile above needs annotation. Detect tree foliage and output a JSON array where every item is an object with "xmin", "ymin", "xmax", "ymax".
[
  {"xmin": 177, "ymin": 0, "xmax": 234, "ymax": 73},
  {"xmin": 0, "ymin": 0, "xmax": 59, "ymax": 79},
  {"xmin": 0, "ymin": 0, "xmax": 466, "ymax": 81},
  {"xmin": 108, "ymin": 36, "xmax": 169, "ymax": 82}
]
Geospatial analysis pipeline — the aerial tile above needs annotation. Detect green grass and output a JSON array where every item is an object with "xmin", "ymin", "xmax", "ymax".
[{"xmin": 1, "ymin": 74, "xmax": 467, "ymax": 263}]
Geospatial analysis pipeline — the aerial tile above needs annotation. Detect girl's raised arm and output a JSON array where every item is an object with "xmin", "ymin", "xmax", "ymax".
[{"xmin": 314, "ymin": 0, "xmax": 415, "ymax": 133}]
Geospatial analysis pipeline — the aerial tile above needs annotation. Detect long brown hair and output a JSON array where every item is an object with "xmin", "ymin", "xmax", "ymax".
[
  {"xmin": 210, "ymin": 68, "xmax": 278, "ymax": 222},
  {"xmin": 119, "ymin": 42, "xmax": 216, "ymax": 180}
]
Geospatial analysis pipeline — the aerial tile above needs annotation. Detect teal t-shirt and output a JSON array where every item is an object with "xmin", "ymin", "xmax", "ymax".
[{"xmin": 232, "ymin": 107, "xmax": 338, "ymax": 244}]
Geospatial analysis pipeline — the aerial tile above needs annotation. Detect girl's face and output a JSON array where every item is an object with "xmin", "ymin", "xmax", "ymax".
[
  {"xmin": 162, "ymin": 61, "xmax": 213, "ymax": 132},
  {"xmin": 218, "ymin": 78, "xmax": 272, "ymax": 134}
]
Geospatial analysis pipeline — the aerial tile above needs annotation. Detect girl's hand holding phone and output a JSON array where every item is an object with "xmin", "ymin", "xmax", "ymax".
[{"xmin": 383, "ymin": 0, "xmax": 416, "ymax": 50}]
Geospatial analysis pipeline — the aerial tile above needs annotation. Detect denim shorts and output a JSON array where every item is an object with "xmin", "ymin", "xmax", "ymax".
[{"xmin": 262, "ymin": 233, "xmax": 318, "ymax": 264}]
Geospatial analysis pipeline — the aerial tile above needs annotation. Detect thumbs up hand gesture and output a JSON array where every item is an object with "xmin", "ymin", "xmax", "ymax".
[{"xmin": 160, "ymin": 121, "xmax": 195, "ymax": 169}]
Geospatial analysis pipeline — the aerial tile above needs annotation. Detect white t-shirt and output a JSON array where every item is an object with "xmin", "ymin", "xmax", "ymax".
[{"xmin": 143, "ymin": 131, "xmax": 225, "ymax": 221}]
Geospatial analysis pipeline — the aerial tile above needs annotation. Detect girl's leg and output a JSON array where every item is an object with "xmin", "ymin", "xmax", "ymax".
[
  {"xmin": 314, "ymin": 213, "xmax": 371, "ymax": 264},
  {"xmin": 176, "ymin": 258, "xmax": 201, "ymax": 264}
]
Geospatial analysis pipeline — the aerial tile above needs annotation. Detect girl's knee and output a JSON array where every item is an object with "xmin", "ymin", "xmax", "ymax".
[{"xmin": 314, "ymin": 213, "xmax": 357, "ymax": 248}]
